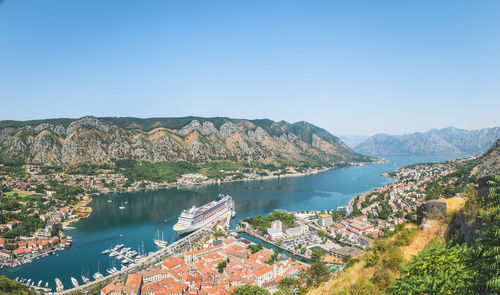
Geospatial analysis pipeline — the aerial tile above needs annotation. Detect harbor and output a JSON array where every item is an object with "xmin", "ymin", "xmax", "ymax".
[
  {"xmin": 54, "ymin": 209, "xmax": 233, "ymax": 294},
  {"xmin": 0, "ymin": 154, "xmax": 462, "ymax": 293}
]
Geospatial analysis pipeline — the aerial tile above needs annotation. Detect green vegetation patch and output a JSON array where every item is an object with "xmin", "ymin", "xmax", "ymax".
[
  {"xmin": 4, "ymin": 191, "xmax": 34, "ymax": 197},
  {"xmin": 244, "ymin": 211, "xmax": 295, "ymax": 233}
]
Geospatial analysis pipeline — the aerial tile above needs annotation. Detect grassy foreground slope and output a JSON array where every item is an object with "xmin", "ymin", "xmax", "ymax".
[{"xmin": 307, "ymin": 196, "xmax": 465, "ymax": 295}]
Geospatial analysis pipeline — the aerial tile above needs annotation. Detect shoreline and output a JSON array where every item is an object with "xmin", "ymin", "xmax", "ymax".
[{"xmin": 1, "ymin": 160, "xmax": 380, "ymax": 270}]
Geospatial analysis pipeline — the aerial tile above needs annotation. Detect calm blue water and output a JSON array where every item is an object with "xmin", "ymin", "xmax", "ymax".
[{"xmin": 0, "ymin": 154, "xmax": 469, "ymax": 290}]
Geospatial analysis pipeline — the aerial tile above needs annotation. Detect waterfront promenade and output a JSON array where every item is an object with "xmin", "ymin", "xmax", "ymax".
[{"xmin": 55, "ymin": 210, "xmax": 233, "ymax": 294}]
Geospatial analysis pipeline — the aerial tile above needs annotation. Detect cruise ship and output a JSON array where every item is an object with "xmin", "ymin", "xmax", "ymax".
[{"xmin": 173, "ymin": 194, "xmax": 235, "ymax": 235}]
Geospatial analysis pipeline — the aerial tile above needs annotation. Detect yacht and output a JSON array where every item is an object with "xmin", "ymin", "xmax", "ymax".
[
  {"xmin": 55, "ymin": 278, "xmax": 64, "ymax": 292},
  {"xmin": 71, "ymin": 277, "xmax": 79, "ymax": 288}
]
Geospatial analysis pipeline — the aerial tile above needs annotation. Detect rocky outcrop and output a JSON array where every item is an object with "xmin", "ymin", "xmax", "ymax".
[
  {"xmin": 355, "ymin": 126, "xmax": 500, "ymax": 156},
  {"xmin": 472, "ymin": 138, "xmax": 500, "ymax": 196},
  {"xmin": 0, "ymin": 116, "xmax": 374, "ymax": 167},
  {"xmin": 417, "ymin": 201, "xmax": 448, "ymax": 226}
]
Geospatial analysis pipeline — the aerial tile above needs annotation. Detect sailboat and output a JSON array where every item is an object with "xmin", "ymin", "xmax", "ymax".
[
  {"xmin": 93, "ymin": 261, "xmax": 104, "ymax": 280},
  {"xmin": 82, "ymin": 273, "xmax": 90, "ymax": 284},
  {"xmin": 81, "ymin": 268, "xmax": 90, "ymax": 283},
  {"xmin": 154, "ymin": 230, "xmax": 168, "ymax": 248},
  {"xmin": 119, "ymin": 201, "xmax": 125, "ymax": 210}
]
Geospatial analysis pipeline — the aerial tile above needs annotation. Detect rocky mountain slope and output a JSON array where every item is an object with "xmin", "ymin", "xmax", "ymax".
[
  {"xmin": 354, "ymin": 126, "xmax": 500, "ymax": 156},
  {"xmin": 472, "ymin": 137, "xmax": 500, "ymax": 180},
  {"xmin": 0, "ymin": 116, "xmax": 373, "ymax": 167}
]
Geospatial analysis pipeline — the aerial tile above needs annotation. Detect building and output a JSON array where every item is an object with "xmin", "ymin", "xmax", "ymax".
[
  {"xmin": 329, "ymin": 246, "xmax": 364, "ymax": 260},
  {"xmin": 0, "ymin": 249, "xmax": 12, "ymax": 260},
  {"xmin": 337, "ymin": 205, "xmax": 352, "ymax": 213},
  {"xmin": 358, "ymin": 236, "xmax": 373, "ymax": 249},
  {"xmin": 319, "ymin": 214, "xmax": 333, "ymax": 227},
  {"xmin": 267, "ymin": 228, "xmax": 283, "ymax": 240},
  {"xmin": 285, "ymin": 225, "xmax": 308, "ymax": 237},
  {"xmin": 254, "ymin": 265, "xmax": 274, "ymax": 286},
  {"xmin": 184, "ymin": 244, "xmax": 224, "ymax": 263},
  {"xmin": 270, "ymin": 220, "xmax": 282, "ymax": 231},
  {"xmin": 125, "ymin": 273, "xmax": 143, "ymax": 295}
]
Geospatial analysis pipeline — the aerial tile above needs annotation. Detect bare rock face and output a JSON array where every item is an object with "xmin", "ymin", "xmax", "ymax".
[
  {"xmin": 472, "ymin": 138, "xmax": 500, "ymax": 196},
  {"xmin": 0, "ymin": 116, "xmax": 373, "ymax": 166},
  {"xmin": 66, "ymin": 116, "xmax": 110, "ymax": 134},
  {"xmin": 417, "ymin": 201, "xmax": 448, "ymax": 225}
]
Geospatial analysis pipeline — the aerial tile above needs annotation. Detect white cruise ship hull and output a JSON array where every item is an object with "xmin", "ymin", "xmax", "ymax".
[
  {"xmin": 173, "ymin": 206, "xmax": 229, "ymax": 234},
  {"xmin": 173, "ymin": 195, "xmax": 234, "ymax": 235}
]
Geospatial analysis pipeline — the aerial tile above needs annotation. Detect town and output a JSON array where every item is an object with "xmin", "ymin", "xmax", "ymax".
[{"xmin": 0, "ymin": 156, "xmax": 475, "ymax": 294}]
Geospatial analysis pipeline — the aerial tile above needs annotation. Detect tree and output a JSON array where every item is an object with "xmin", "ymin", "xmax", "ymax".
[
  {"xmin": 468, "ymin": 175, "xmax": 500, "ymax": 294},
  {"xmin": 217, "ymin": 261, "xmax": 227, "ymax": 273},
  {"xmin": 247, "ymin": 244, "xmax": 263, "ymax": 254},
  {"xmin": 231, "ymin": 285, "xmax": 270, "ymax": 295},
  {"xmin": 386, "ymin": 242, "xmax": 473, "ymax": 295},
  {"xmin": 311, "ymin": 248, "xmax": 323, "ymax": 263},
  {"xmin": 306, "ymin": 262, "xmax": 330, "ymax": 287}
]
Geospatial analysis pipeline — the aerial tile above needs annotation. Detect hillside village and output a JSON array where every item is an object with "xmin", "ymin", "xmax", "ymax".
[{"xmin": 239, "ymin": 156, "xmax": 475, "ymax": 266}]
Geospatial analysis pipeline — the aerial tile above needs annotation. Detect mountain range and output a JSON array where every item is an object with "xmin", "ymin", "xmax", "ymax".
[
  {"xmin": 0, "ymin": 116, "xmax": 373, "ymax": 167},
  {"xmin": 354, "ymin": 126, "xmax": 500, "ymax": 156}
]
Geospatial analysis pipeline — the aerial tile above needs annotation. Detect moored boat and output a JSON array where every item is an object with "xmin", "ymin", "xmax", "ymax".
[
  {"xmin": 55, "ymin": 278, "xmax": 64, "ymax": 292},
  {"xmin": 71, "ymin": 277, "xmax": 79, "ymax": 288}
]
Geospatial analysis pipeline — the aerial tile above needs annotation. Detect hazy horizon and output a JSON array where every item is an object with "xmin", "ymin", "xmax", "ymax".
[{"xmin": 1, "ymin": 0, "xmax": 499, "ymax": 136}]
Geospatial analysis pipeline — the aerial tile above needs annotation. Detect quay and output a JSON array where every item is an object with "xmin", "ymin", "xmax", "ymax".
[
  {"xmin": 19, "ymin": 282, "xmax": 52, "ymax": 293},
  {"xmin": 54, "ymin": 210, "xmax": 233, "ymax": 294}
]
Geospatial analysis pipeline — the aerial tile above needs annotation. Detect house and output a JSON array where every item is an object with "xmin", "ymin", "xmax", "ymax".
[
  {"xmin": 0, "ymin": 249, "xmax": 12, "ymax": 260},
  {"xmin": 254, "ymin": 265, "xmax": 274, "ymax": 286},
  {"xmin": 125, "ymin": 273, "xmax": 143, "ymax": 295},
  {"xmin": 161, "ymin": 258, "xmax": 184, "ymax": 270}
]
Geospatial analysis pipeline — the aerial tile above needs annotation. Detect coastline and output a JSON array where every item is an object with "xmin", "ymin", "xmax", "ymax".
[{"xmin": 1, "ymin": 160, "xmax": 380, "ymax": 270}]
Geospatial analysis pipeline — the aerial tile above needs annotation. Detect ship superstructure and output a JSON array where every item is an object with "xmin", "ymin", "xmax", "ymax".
[{"xmin": 173, "ymin": 194, "xmax": 234, "ymax": 234}]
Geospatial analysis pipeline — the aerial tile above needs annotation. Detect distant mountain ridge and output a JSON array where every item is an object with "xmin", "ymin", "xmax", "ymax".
[
  {"xmin": 0, "ymin": 116, "xmax": 373, "ymax": 167},
  {"xmin": 354, "ymin": 126, "xmax": 500, "ymax": 156},
  {"xmin": 339, "ymin": 135, "xmax": 370, "ymax": 148}
]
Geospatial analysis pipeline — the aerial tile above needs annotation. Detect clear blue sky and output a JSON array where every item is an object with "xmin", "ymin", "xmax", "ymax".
[{"xmin": 1, "ymin": 0, "xmax": 499, "ymax": 136}]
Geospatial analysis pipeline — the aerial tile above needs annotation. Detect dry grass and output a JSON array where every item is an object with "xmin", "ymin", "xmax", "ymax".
[
  {"xmin": 444, "ymin": 196, "xmax": 467, "ymax": 213},
  {"xmin": 307, "ymin": 196, "xmax": 466, "ymax": 295},
  {"xmin": 402, "ymin": 221, "xmax": 442, "ymax": 261}
]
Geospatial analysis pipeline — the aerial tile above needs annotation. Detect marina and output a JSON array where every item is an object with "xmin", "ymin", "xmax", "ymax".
[{"xmin": 0, "ymin": 155, "xmax": 466, "ymax": 293}]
